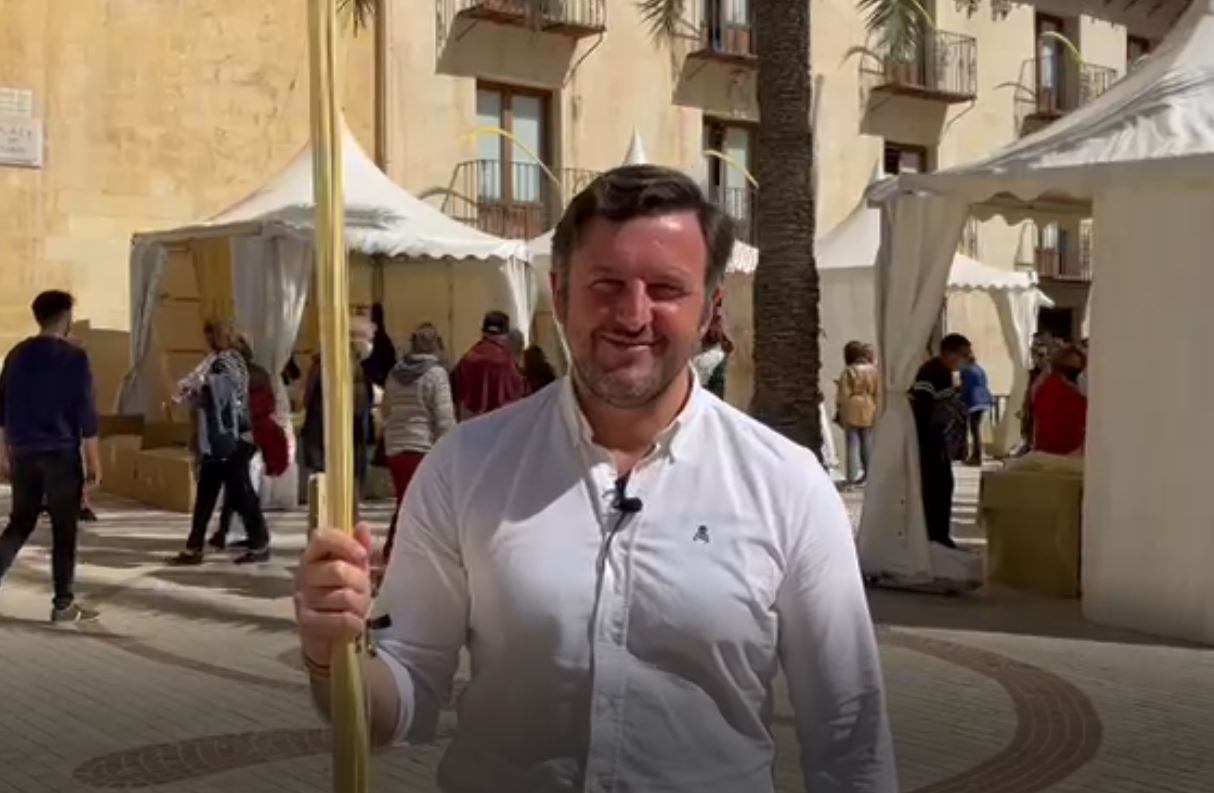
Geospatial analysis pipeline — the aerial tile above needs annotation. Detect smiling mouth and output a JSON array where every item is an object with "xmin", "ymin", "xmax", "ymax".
[{"xmin": 600, "ymin": 336, "xmax": 657, "ymax": 350}]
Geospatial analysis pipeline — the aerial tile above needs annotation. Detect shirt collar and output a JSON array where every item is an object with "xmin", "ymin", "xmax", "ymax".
[{"xmin": 558, "ymin": 368, "xmax": 702, "ymax": 465}]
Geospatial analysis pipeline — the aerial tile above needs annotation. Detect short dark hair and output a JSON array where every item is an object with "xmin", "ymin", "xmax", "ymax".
[
  {"xmin": 551, "ymin": 164, "xmax": 734, "ymax": 294},
  {"xmin": 482, "ymin": 310, "xmax": 510, "ymax": 336},
  {"xmin": 31, "ymin": 290, "xmax": 74, "ymax": 329},
  {"xmin": 941, "ymin": 333, "xmax": 972, "ymax": 355}
]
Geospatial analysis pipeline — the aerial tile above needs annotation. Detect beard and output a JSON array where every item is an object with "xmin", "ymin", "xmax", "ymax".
[{"xmin": 571, "ymin": 338, "xmax": 691, "ymax": 409}]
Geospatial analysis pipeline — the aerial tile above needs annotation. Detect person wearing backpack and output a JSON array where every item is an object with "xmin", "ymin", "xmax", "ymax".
[
  {"xmin": 910, "ymin": 333, "xmax": 972, "ymax": 549},
  {"xmin": 169, "ymin": 320, "xmax": 270, "ymax": 566},
  {"xmin": 208, "ymin": 335, "xmax": 288, "ymax": 551}
]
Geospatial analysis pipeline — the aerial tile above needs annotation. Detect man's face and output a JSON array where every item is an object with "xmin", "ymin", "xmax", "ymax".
[
  {"xmin": 944, "ymin": 346, "xmax": 972, "ymax": 372},
  {"xmin": 553, "ymin": 212, "xmax": 718, "ymax": 409}
]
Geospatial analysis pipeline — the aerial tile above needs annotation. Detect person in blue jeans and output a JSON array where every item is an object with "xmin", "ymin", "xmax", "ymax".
[{"xmin": 960, "ymin": 351, "xmax": 993, "ymax": 466}]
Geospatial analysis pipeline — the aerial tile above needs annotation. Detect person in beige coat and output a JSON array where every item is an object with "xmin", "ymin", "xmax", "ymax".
[{"xmin": 836, "ymin": 341, "xmax": 881, "ymax": 486}]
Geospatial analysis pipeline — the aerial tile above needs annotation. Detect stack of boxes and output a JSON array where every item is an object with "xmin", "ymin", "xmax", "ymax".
[{"xmin": 98, "ymin": 417, "xmax": 196, "ymax": 513}]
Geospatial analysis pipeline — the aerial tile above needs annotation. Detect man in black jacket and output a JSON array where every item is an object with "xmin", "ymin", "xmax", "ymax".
[
  {"xmin": 0, "ymin": 290, "xmax": 101, "ymax": 622},
  {"xmin": 910, "ymin": 333, "xmax": 972, "ymax": 549}
]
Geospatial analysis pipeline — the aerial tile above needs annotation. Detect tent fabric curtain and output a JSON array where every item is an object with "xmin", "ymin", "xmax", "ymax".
[
  {"xmin": 1083, "ymin": 184, "xmax": 1214, "ymax": 644},
  {"xmin": 232, "ymin": 233, "xmax": 315, "ymax": 511},
  {"xmin": 232, "ymin": 233, "xmax": 314, "ymax": 389},
  {"xmin": 991, "ymin": 288, "xmax": 1048, "ymax": 455},
  {"xmin": 858, "ymin": 192, "xmax": 969, "ymax": 582},
  {"xmin": 117, "ymin": 242, "xmax": 169, "ymax": 416},
  {"xmin": 500, "ymin": 257, "xmax": 537, "ymax": 344}
]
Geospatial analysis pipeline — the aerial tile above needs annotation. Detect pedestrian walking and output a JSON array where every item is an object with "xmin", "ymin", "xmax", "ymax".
[
  {"xmin": 169, "ymin": 320, "xmax": 269, "ymax": 565},
  {"xmin": 208, "ymin": 335, "xmax": 288, "ymax": 550},
  {"xmin": 960, "ymin": 349, "xmax": 993, "ymax": 466},
  {"xmin": 294, "ymin": 165, "xmax": 896, "ymax": 792},
  {"xmin": 836, "ymin": 340, "xmax": 880, "ymax": 486},
  {"xmin": 380, "ymin": 322, "xmax": 455, "ymax": 564},
  {"xmin": 0, "ymin": 290, "xmax": 101, "ymax": 623},
  {"xmin": 449, "ymin": 311, "xmax": 525, "ymax": 420}
]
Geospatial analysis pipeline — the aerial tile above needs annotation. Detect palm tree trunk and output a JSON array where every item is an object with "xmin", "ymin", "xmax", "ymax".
[{"xmin": 750, "ymin": 0, "xmax": 822, "ymax": 457}]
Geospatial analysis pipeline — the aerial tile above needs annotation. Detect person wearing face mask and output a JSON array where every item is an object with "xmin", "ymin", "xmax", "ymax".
[{"xmin": 1032, "ymin": 345, "xmax": 1088, "ymax": 456}]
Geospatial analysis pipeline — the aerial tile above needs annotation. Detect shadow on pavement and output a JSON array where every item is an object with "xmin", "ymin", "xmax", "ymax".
[{"xmin": 869, "ymin": 585, "xmax": 1208, "ymax": 650}]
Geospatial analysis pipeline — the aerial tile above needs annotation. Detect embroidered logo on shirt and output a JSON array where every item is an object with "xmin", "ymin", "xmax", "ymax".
[{"xmin": 693, "ymin": 525, "xmax": 711, "ymax": 543}]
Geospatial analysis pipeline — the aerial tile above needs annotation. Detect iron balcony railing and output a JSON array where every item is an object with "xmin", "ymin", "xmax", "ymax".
[
  {"xmin": 691, "ymin": 0, "xmax": 756, "ymax": 61},
  {"xmin": 1035, "ymin": 223, "xmax": 1092, "ymax": 282},
  {"xmin": 705, "ymin": 184, "xmax": 755, "ymax": 244},
  {"xmin": 1017, "ymin": 58, "xmax": 1118, "ymax": 132},
  {"xmin": 437, "ymin": 0, "xmax": 606, "ymax": 50},
  {"xmin": 443, "ymin": 160, "xmax": 600, "ymax": 239},
  {"xmin": 866, "ymin": 29, "xmax": 978, "ymax": 102}
]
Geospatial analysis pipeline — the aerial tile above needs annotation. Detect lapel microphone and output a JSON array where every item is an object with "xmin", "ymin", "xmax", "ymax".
[{"xmin": 614, "ymin": 477, "xmax": 644, "ymax": 515}]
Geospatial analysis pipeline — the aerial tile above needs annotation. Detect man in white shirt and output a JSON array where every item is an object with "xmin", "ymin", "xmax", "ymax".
[{"xmin": 295, "ymin": 165, "xmax": 897, "ymax": 792}]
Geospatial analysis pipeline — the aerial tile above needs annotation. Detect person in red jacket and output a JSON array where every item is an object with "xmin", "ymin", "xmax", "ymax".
[
  {"xmin": 1032, "ymin": 344, "xmax": 1088, "ymax": 456},
  {"xmin": 450, "ymin": 311, "xmax": 525, "ymax": 420}
]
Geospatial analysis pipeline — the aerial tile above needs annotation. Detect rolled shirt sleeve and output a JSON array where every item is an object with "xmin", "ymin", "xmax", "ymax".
[
  {"xmin": 776, "ymin": 468, "xmax": 897, "ymax": 792},
  {"xmin": 374, "ymin": 438, "xmax": 468, "ymax": 744}
]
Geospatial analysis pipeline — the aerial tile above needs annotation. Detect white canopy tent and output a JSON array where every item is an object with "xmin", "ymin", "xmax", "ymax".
[
  {"xmin": 121, "ymin": 127, "xmax": 530, "ymax": 414},
  {"xmin": 813, "ymin": 203, "xmax": 1052, "ymax": 458},
  {"xmin": 119, "ymin": 127, "xmax": 530, "ymax": 507},
  {"xmin": 858, "ymin": 0, "xmax": 1214, "ymax": 644}
]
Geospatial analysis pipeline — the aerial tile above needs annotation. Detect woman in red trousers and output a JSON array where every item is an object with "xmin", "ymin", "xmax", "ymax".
[{"xmin": 379, "ymin": 323, "xmax": 455, "ymax": 563}]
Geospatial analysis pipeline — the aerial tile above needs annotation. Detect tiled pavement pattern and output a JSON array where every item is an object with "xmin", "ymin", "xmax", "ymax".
[{"xmin": 1, "ymin": 466, "xmax": 1211, "ymax": 792}]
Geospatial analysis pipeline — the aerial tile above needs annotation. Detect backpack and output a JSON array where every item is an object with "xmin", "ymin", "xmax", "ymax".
[
  {"xmin": 935, "ymin": 391, "xmax": 970, "ymax": 462},
  {"xmin": 200, "ymin": 357, "xmax": 248, "ymax": 461}
]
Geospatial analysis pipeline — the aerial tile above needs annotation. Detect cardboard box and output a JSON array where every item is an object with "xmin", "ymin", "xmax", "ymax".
[
  {"xmin": 143, "ymin": 421, "xmax": 193, "ymax": 450},
  {"xmin": 99, "ymin": 435, "xmax": 143, "ymax": 500},
  {"xmin": 98, "ymin": 415, "xmax": 144, "ymax": 438},
  {"xmin": 134, "ymin": 447, "xmax": 197, "ymax": 513},
  {"xmin": 980, "ymin": 468, "xmax": 1083, "ymax": 598}
]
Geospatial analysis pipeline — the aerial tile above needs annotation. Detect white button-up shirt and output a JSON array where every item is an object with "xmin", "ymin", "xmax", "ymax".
[{"xmin": 376, "ymin": 376, "xmax": 896, "ymax": 793}]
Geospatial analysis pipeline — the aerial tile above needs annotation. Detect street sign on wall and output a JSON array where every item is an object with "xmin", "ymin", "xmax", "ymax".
[
  {"xmin": 0, "ymin": 117, "xmax": 43, "ymax": 168},
  {"xmin": 0, "ymin": 87, "xmax": 33, "ymax": 119}
]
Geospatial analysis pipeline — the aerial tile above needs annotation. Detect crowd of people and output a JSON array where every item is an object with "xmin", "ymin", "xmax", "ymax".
[
  {"xmin": 0, "ymin": 162, "xmax": 1105, "ymax": 792},
  {"xmin": 829, "ymin": 327, "xmax": 1088, "ymax": 551},
  {"xmin": 0, "ymin": 266, "xmax": 748, "ymax": 623},
  {"xmin": 167, "ymin": 307, "xmax": 564, "ymax": 570}
]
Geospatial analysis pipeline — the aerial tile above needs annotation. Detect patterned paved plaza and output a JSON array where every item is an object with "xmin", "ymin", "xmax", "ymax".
[{"xmin": 0, "ymin": 467, "xmax": 1211, "ymax": 793}]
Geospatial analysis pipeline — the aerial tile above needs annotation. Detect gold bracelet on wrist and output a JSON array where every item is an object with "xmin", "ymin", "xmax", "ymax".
[{"xmin": 302, "ymin": 649, "xmax": 332, "ymax": 679}]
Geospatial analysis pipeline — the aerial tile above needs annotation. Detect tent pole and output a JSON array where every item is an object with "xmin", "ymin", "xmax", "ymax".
[{"xmin": 307, "ymin": 1, "xmax": 370, "ymax": 792}]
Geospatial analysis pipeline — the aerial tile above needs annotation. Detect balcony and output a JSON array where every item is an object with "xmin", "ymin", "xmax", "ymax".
[
  {"xmin": 864, "ymin": 30, "xmax": 978, "ymax": 104},
  {"xmin": 688, "ymin": 1, "xmax": 756, "ymax": 66},
  {"xmin": 442, "ymin": 160, "xmax": 600, "ymax": 239},
  {"xmin": 437, "ymin": 0, "xmax": 606, "ymax": 48},
  {"xmin": 1035, "ymin": 224, "xmax": 1092, "ymax": 282},
  {"xmin": 705, "ymin": 184, "xmax": 755, "ymax": 244},
  {"xmin": 1017, "ymin": 59, "xmax": 1118, "ymax": 135}
]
